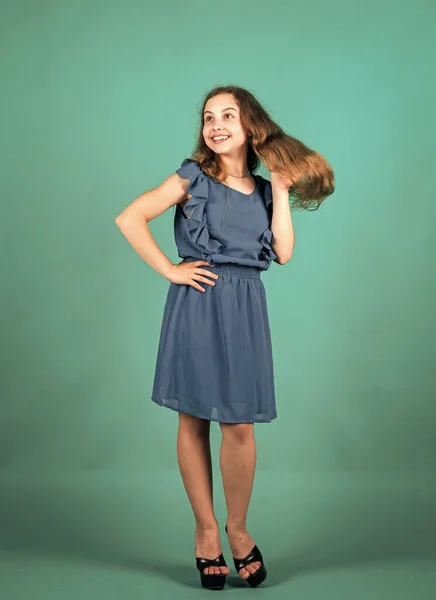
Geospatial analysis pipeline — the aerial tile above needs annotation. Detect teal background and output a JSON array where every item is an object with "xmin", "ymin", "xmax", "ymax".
[{"xmin": 1, "ymin": 0, "xmax": 436, "ymax": 598}]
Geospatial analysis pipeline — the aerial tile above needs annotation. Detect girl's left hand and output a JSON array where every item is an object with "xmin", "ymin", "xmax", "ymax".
[{"xmin": 270, "ymin": 170, "xmax": 293, "ymax": 191}]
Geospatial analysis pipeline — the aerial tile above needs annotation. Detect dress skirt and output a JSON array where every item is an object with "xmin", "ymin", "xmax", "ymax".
[{"xmin": 151, "ymin": 257, "xmax": 277, "ymax": 423}]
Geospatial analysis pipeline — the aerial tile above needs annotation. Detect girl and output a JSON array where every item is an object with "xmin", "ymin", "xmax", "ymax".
[{"xmin": 115, "ymin": 85, "xmax": 334, "ymax": 590}]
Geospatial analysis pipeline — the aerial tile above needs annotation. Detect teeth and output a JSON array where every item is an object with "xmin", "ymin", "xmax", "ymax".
[{"xmin": 213, "ymin": 136, "xmax": 229, "ymax": 141}]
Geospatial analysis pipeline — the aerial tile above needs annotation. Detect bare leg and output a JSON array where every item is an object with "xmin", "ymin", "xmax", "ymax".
[
  {"xmin": 219, "ymin": 422, "xmax": 262, "ymax": 579},
  {"xmin": 177, "ymin": 412, "xmax": 230, "ymax": 575}
]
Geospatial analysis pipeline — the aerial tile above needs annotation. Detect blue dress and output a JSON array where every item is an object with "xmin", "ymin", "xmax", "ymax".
[{"xmin": 151, "ymin": 158, "xmax": 278, "ymax": 423}]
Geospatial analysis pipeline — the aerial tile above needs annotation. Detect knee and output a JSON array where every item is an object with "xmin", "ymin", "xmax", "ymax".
[
  {"xmin": 221, "ymin": 422, "xmax": 254, "ymax": 443},
  {"xmin": 179, "ymin": 412, "xmax": 210, "ymax": 436}
]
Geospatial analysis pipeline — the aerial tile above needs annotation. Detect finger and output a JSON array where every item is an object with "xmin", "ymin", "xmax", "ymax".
[
  {"xmin": 193, "ymin": 275, "xmax": 216, "ymax": 286},
  {"xmin": 196, "ymin": 268, "xmax": 219, "ymax": 280},
  {"xmin": 191, "ymin": 282, "xmax": 206, "ymax": 292},
  {"xmin": 196, "ymin": 260, "xmax": 215, "ymax": 267}
]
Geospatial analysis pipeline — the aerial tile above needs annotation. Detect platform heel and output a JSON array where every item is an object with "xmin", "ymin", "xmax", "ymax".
[
  {"xmin": 225, "ymin": 525, "xmax": 267, "ymax": 587},
  {"xmin": 196, "ymin": 552, "xmax": 228, "ymax": 590}
]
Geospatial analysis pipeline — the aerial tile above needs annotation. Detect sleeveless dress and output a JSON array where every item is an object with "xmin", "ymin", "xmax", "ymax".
[{"xmin": 151, "ymin": 158, "xmax": 278, "ymax": 423}]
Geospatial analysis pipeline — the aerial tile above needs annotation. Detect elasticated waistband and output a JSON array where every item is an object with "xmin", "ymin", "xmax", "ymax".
[{"xmin": 184, "ymin": 256, "xmax": 261, "ymax": 279}]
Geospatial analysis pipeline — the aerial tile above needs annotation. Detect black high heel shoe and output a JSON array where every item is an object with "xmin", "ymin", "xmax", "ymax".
[
  {"xmin": 225, "ymin": 525, "xmax": 267, "ymax": 587},
  {"xmin": 196, "ymin": 552, "xmax": 228, "ymax": 590}
]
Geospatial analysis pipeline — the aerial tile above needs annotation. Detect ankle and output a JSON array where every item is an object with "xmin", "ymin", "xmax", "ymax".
[
  {"xmin": 225, "ymin": 519, "xmax": 247, "ymax": 533},
  {"xmin": 195, "ymin": 520, "xmax": 219, "ymax": 534}
]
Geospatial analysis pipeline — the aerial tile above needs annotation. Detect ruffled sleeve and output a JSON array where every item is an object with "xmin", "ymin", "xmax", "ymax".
[
  {"xmin": 175, "ymin": 158, "xmax": 223, "ymax": 257},
  {"xmin": 258, "ymin": 180, "xmax": 278, "ymax": 266}
]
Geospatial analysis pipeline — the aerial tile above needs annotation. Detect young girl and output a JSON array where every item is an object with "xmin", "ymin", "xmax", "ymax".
[{"xmin": 115, "ymin": 85, "xmax": 334, "ymax": 590}]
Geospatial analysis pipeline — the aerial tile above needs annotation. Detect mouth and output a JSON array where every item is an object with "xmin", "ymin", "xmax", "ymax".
[{"xmin": 211, "ymin": 135, "xmax": 230, "ymax": 144}]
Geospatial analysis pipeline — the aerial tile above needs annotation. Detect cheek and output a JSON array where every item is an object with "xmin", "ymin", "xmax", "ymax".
[
  {"xmin": 232, "ymin": 128, "xmax": 245, "ymax": 141},
  {"xmin": 231, "ymin": 123, "xmax": 243, "ymax": 135}
]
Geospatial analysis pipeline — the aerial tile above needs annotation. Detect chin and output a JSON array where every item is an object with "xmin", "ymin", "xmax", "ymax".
[{"xmin": 210, "ymin": 147, "xmax": 228, "ymax": 155}]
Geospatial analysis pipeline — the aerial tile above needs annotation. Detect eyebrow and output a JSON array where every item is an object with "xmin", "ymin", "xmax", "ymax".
[{"xmin": 203, "ymin": 107, "xmax": 238, "ymax": 115}]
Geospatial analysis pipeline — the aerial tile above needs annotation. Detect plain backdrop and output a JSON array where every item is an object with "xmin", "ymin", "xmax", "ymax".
[{"xmin": 1, "ymin": 1, "xmax": 436, "ymax": 598}]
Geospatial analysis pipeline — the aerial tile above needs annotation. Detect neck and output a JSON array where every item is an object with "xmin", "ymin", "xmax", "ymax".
[{"xmin": 218, "ymin": 150, "xmax": 249, "ymax": 177}]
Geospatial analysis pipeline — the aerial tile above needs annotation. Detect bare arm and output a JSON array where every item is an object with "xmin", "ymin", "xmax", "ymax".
[
  {"xmin": 115, "ymin": 172, "xmax": 190, "ymax": 279},
  {"xmin": 270, "ymin": 185, "xmax": 295, "ymax": 264}
]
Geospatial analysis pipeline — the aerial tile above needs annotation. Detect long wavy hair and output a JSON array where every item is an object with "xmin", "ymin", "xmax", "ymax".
[{"xmin": 188, "ymin": 85, "xmax": 335, "ymax": 211}]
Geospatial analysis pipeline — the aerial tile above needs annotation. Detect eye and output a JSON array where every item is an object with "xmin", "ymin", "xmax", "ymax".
[{"xmin": 204, "ymin": 113, "xmax": 234, "ymax": 123}]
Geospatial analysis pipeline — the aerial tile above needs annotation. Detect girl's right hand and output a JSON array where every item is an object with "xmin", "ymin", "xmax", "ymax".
[{"xmin": 166, "ymin": 259, "xmax": 219, "ymax": 293}]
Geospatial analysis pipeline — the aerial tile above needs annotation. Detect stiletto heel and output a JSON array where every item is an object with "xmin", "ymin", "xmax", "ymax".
[
  {"xmin": 196, "ymin": 552, "xmax": 228, "ymax": 590},
  {"xmin": 225, "ymin": 525, "xmax": 267, "ymax": 587}
]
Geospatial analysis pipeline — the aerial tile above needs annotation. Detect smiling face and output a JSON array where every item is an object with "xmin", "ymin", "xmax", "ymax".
[{"xmin": 202, "ymin": 93, "xmax": 250, "ymax": 155}]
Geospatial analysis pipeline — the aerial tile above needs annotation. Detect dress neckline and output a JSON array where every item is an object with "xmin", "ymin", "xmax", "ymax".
[{"xmin": 215, "ymin": 175, "xmax": 258, "ymax": 197}]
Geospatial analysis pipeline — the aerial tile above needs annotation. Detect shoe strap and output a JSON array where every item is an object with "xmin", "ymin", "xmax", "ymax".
[
  {"xmin": 233, "ymin": 545, "xmax": 263, "ymax": 571},
  {"xmin": 196, "ymin": 552, "xmax": 227, "ymax": 572}
]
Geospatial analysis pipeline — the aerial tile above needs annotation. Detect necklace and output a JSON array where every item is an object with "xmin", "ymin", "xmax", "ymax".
[{"xmin": 227, "ymin": 170, "xmax": 250, "ymax": 178}]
